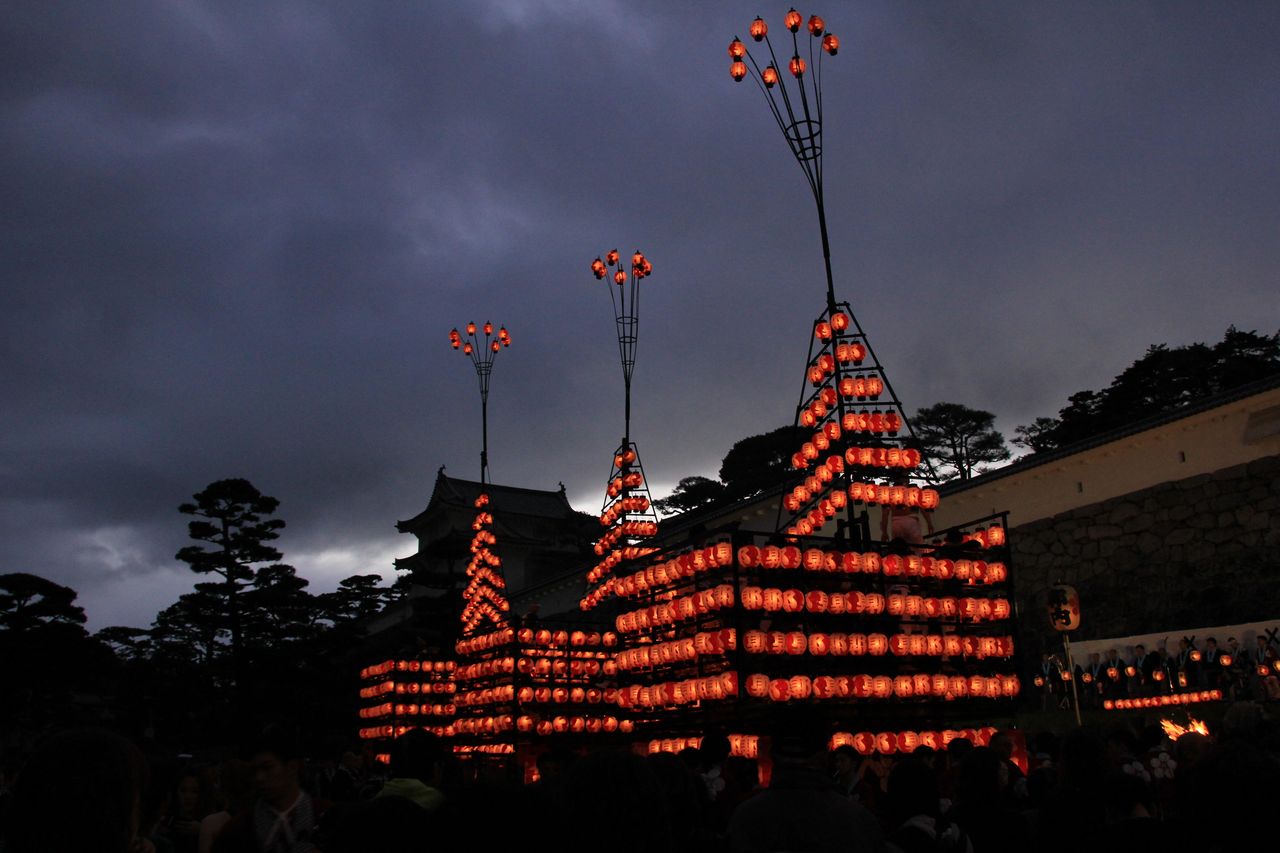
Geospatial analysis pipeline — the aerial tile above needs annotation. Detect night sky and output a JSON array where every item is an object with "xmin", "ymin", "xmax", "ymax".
[{"xmin": 3, "ymin": 2, "xmax": 1277, "ymax": 630}]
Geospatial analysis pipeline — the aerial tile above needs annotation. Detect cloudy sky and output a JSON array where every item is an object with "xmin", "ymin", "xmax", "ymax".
[{"xmin": 4, "ymin": 1, "xmax": 1277, "ymax": 630}]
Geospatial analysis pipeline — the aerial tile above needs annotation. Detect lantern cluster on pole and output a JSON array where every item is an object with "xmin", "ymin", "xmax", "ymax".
[
  {"xmin": 580, "ymin": 249, "xmax": 661, "ymax": 610},
  {"xmin": 449, "ymin": 321, "xmax": 510, "ymax": 484}
]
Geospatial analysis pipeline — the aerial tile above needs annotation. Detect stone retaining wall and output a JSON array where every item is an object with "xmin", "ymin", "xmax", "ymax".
[{"xmin": 1010, "ymin": 455, "xmax": 1280, "ymax": 653}]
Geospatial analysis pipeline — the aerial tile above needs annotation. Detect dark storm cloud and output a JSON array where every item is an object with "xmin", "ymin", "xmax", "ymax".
[{"xmin": 3, "ymin": 1, "xmax": 1277, "ymax": 628}]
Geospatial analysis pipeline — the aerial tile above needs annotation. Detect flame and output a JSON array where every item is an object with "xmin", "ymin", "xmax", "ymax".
[{"xmin": 1160, "ymin": 716, "xmax": 1210, "ymax": 740}]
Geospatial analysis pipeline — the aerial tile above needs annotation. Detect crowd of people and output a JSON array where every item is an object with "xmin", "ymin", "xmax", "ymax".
[
  {"xmin": 1033, "ymin": 633, "xmax": 1280, "ymax": 710},
  {"xmin": 2, "ymin": 701, "xmax": 1278, "ymax": 853}
]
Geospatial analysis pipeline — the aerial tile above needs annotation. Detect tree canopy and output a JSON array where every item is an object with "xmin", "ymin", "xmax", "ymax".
[
  {"xmin": 652, "ymin": 476, "xmax": 727, "ymax": 516},
  {"xmin": 908, "ymin": 402, "xmax": 1010, "ymax": 482},
  {"xmin": 1016, "ymin": 327, "xmax": 1280, "ymax": 452}
]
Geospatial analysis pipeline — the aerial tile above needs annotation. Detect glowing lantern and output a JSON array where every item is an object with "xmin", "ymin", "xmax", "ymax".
[
  {"xmin": 785, "ymin": 631, "xmax": 807, "ymax": 655},
  {"xmin": 822, "ymin": 33, "xmax": 839, "ymax": 55},
  {"xmin": 769, "ymin": 678, "xmax": 791, "ymax": 702},
  {"xmin": 781, "ymin": 589, "xmax": 804, "ymax": 613},
  {"xmin": 789, "ymin": 675, "xmax": 813, "ymax": 699},
  {"xmin": 730, "ymin": 60, "xmax": 747, "ymax": 81},
  {"xmin": 760, "ymin": 545, "xmax": 782, "ymax": 569},
  {"xmin": 750, "ymin": 16, "xmax": 767, "ymax": 40},
  {"xmin": 728, "ymin": 38, "xmax": 746, "ymax": 59},
  {"xmin": 784, "ymin": 8, "xmax": 802, "ymax": 32}
]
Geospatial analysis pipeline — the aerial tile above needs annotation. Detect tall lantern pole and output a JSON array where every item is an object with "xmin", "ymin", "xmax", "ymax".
[
  {"xmin": 580, "ymin": 249, "xmax": 660, "ymax": 611},
  {"xmin": 728, "ymin": 10, "xmax": 934, "ymax": 542},
  {"xmin": 730, "ymin": 10, "xmax": 841, "ymax": 315},
  {"xmin": 448, "ymin": 321, "xmax": 511, "ymax": 484}
]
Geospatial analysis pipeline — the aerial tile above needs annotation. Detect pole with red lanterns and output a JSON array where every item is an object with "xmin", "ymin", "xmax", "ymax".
[
  {"xmin": 580, "ymin": 250, "xmax": 661, "ymax": 611},
  {"xmin": 449, "ymin": 321, "xmax": 511, "ymax": 484},
  {"xmin": 727, "ymin": 9, "xmax": 936, "ymax": 541}
]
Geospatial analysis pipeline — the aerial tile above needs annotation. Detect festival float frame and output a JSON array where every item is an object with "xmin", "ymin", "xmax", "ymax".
[{"xmin": 608, "ymin": 7, "xmax": 1026, "ymax": 757}]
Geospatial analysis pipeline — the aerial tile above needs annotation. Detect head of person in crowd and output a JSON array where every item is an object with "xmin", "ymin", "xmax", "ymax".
[
  {"xmin": 1227, "ymin": 637, "xmax": 1239, "ymax": 655},
  {"xmin": 249, "ymin": 726, "xmax": 304, "ymax": 811},
  {"xmin": 173, "ymin": 769, "xmax": 214, "ymax": 820},
  {"xmin": 701, "ymin": 732, "xmax": 731, "ymax": 769},
  {"xmin": 831, "ymin": 744, "xmax": 858, "ymax": 780},
  {"xmin": 945, "ymin": 735, "xmax": 974, "ymax": 768},
  {"xmin": 884, "ymin": 758, "xmax": 940, "ymax": 827},
  {"xmin": 1134, "ymin": 643, "xmax": 1146, "ymax": 660},
  {"xmin": 956, "ymin": 747, "xmax": 1005, "ymax": 806},
  {"xmin": 3, "ymin": 728, "xmax": 149, "ymax": 853},
  {"xmin": 1206, "ymin": 637, "xmax": 1217, "ymax": 653},
  {"xmin": 988, "ymin": 732, "xmax": 1015, "ymax": 764},
  {"xmin": 387, "ymin": 728, "xmax": 443, "ymax": 787}
]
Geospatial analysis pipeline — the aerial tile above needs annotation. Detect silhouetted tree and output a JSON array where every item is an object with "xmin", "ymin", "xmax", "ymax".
[
  {"xmin": 719, "ymin": 425, "xmax": 810, "ymax": 498},
  {"xmin": 909, "ymin": 402, "xmax": 1010, "ymax": 482},
  {"xmin": 653, "ymin": 476, "xmax": 728, "ymax": 516},
  {"xmin": 0, "ymin": 572, "xmax": 87, "ymax": 632},
  {"xmin": 176, "ymin": 479, "xmax": 287, "ymax": 688},
  {"xmin": 1012, "ymin": 417, "xmax": 1061, "ymax": 453},
  {"xmin": 1046, "ymin": 327, "xmax": 1279, "ymax": 447},
  {"xmin": 318, "ymin": 574, "xmax": 398, "ymax": 625}
]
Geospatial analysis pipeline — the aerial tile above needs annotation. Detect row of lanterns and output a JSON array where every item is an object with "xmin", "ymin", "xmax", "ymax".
[
  {"xmin": 742, "ymin": 672, "xmax": 1020, "ymax": 701},
  {"xmin": 514, "ymin": 686, "xmax": 615, "ymax": 705},
  {"xmin": 600, "ymin": 496, "xmax": 651, "ymax": 528},
  {"xmin": 361, "ymin": 724, "xmax": 452, "ymax": 741},
  {"xmin": 649, "ymin": 735, "xmax": 760, "ymax": 759},
  {"xmin": 616, "ymin": 672, "xmax": 741, "ymax": 708},
  {"xmin": 740, "ymin": 587, "xmax": 1012, "ymax": 621},
  {"xmin": 455, "ymin": 653, "xmax": 619, "ymax": 681},
  {"xmin": 739, "ymin": 546, "xmax": 1009, "ymax": 583},
  {"xmin": 740, "ymin": 630, "xmax": 1014, "ymax": 660},
  {"xmin": 1103, "ymin": 690, "xmax": 1223, "ymax": 710},
  {"xmin": 592, "ymin": 520, "xmax": 659, "ymax": 555},
  {"xmin": 515, "ymin": 628, "xmax": 619, "ymax": 648},
  {"xmin": 361, "ymin": 681, "xmax": 457, "ymax": 699},
  {"xmin": 807, "ymin": 344, "xmax": 868, "ymax": 383},
  {"xmin": 384, "ymin": 704, "xmax": 455, "ymax": 718},
  {"xmin": 614, "ymin": 584, "xmax": 737, "ymax": 634},
  {"xmin": 455, "ymin": 627, "xmax": 516, "ymax": 657},
  {"xmin": 375, "ymin": 659, "xmax": 455, "ymax": 676},
  {"xmin": 831, "ymin": 727, "xmax": 998, "ymax": 756},
  {"xmin": 519, "ymin": 715, "xmax": 636, "ymax": 736},
  {"xmin": 614, "ymin": 629, "xmax": 739, "ymax": 671}
]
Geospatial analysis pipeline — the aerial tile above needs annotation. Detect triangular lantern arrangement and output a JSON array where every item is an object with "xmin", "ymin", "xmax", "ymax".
[
  {"xmin": 580, "ymin": 441, "xmax": 660, "ymax": 610},
  {"xmin": 780, "ymin": 302, "xmax": 929, "ymax": 540},
  {"xmin": 451, "ymin": 492, "xmax": 518, "ymax": 753},
  {"xmin": 458, "ymin": 493, "xmax": 512, "ymax": 633}
]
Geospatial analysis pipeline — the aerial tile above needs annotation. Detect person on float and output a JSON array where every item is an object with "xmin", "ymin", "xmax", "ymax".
[{"xmin": 878, "ymin": 472, "xmax": 934, "ymax": 546}]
